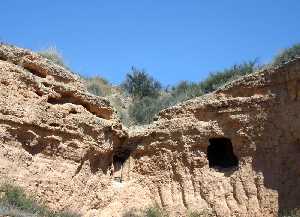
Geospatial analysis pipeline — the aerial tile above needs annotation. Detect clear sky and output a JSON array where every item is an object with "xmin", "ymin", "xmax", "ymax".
[{"xmin": 1, "ymin": 0, "xmax": 300, "ymax": 85}]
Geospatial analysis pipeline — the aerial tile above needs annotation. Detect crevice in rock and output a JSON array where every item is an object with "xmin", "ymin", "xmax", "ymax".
[
  {"xmin": 47, "ymin": 93, "xmax": 111, "ymax": 120},
  {"xmin": 73, "ymin": 135, "xmax": 131, "ymax": 177},
  {"xmin": 0, "ymin": 119, "xmax": 80, "ymax": 157},
  {"xmin": 41, "ymin": 82, "xmax": 52, "ymax": 87},
  {"xmin": 170, "ymin": 158, "xmax": 189, "ymax": 209},
  {"xmin": 22, "ymin": 142, "xmax": 48, "ymax": 155},
  {"xmin": 73, "ymin": 160, "xmax": 84, "ymax": 177},
  {"xmin": 0, "ymin": 56, "xmax": 7, "ymax": 61},
  {"xmin": 180, "ymin": 183, "xmax": 188, "ymax": 209},
  {"xmin": 69, "ymin": 108, "xmax": 78, "ymax": 114},
  {"xmin": 198, "ymin": 181, "xmax": 215, "ymax": 212},
  {"xmin": 49, "ymin": 123, "xmax": 60, "ymax": 127},
  {"xmin": 158, "ymin": 186, "xmax": 166, "ymax": 207},
  {"xmin": 231, "ymin": 178, "xmax": 242, "ymax": 205},
  {"xmin": 73, "ymin": 146, "xmax": 132, "ymax": 178},
  {"xmin": 24, "ymin": 66, "xmax": 47, "ymax": 78},
  {"xmin": 34, "ymin": 89, "xmax": 44, "ymax": 97}
]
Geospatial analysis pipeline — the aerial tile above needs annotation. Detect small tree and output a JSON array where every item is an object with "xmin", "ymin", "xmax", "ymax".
[
  {"xmin": 122, "ymin": 67, "xmax": 162, "ymax": 99},
  {"xmin": 273, "ymin": 43, "xmax": 300, "ymax": 65}
]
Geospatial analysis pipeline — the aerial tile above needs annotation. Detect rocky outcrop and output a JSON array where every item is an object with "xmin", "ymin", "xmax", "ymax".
[
  {"xmin": 125, "ymin": 58, "xmax": 300, "ymax": 216},
  {"xmin": 0, "ymin": 44, "xmax": 299, "ymax": 217},
  {"xmin": 0, "ymin": 44, "xmax": 128, "ymax": 215}
]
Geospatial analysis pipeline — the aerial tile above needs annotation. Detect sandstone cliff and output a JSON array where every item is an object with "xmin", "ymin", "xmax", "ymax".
[
  {"xmin": 125, "ymin": 58, "xmax": 300, "ymax": 216},
  {"xmin": 0, "ymin": 44, "xmax": 128, "ymax": 215},
  {"xmin": 0, "ymin": 44, "xmax": 299, "ymax": 217}
]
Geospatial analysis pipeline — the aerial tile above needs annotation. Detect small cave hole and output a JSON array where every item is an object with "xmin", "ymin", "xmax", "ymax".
[
  {"xmin": 112, "ymin": 149, "xmax": 131, "ymax": 182},
  {"xmin": 69, "ymin": 108, "xmax": 78, "ymax": 114},
  {"xmin": 207, "ymin": 138, "xmax": 238, "ymax": 169}
]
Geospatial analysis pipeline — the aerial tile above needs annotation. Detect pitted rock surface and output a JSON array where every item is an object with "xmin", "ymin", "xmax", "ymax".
[{"xmin": 1, "ymin": 44, "xmax": 300, "ymax": 217}]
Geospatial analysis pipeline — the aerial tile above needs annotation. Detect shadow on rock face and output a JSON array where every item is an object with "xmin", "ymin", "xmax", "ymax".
[{"xmin": 252, "ymin": 63, "xmax": 300, "ymax": 213}]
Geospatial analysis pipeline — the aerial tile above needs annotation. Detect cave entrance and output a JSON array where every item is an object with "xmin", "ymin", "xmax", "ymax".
[
  {"xmin": 207, "ymin": 138, "xmax": 238, "ymax": 169},
  {"xmin": 112, "ymin": 149, "xmax": 131, "ymax": 182}
]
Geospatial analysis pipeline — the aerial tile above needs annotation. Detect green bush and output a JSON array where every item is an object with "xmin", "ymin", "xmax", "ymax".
[
  {"xmin": 145, "ymin": 206, "xmax": 167, "ymax": 217},
  {"xmin": 0, "ymin": 183, "xmax": 80, "ymax": 217},
  {"xmin": 188, "ymin": 209, "xmax": 215, "ymax": 217},
  {"xmin": 199, "ymin": 60, "xmax": 258, "ymax": 93},
  {"xmin": 0, "ymin": 204, "xmax": 37, "ymax": 217},
  {"xmin": 128, "ymin": 97, "xmax": 160, "ymax": 124},
  {"xmin": 86, "ymin": 76, "xmax": 112, "ymax": 96},
  {"xmin": 122, "ymin": 67, "xmax": 162, "ymax": 99},
  {"xmin": 122, "ymin": 208, "xmax": 141, "ymax": 217},
  {"xmin": 273, "ymin": 43, "xmax": 300, "ymax": 65},
  {"xmin": 127, "ymin": 81, "xmax": 203, "ymax": 125},
  {"xmin": 0, "ymin": 183, "xmax": 40, "ymax": 213},
  {"xmin": 122, "ymin": 205, "xmax": 168, "ymax": 217},
  {"xmin": 38, "ymin": 46, "xmax": 67, "ymax": 68},
  {"xmin": 122, "ymin": 60, "xmax": 259, "ymax": 125},
  {"xmin": 170, "ymin": 81, "xmax": 203, "ymax": 101},
  {"xmin": 127, "ymin": 95, "xmax": 173, "ymax": 125}
]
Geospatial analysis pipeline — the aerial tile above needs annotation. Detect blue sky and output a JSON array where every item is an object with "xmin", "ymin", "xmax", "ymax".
[{"xmin": 1, "ymin": 0, "xmax": 300, "ymax": 85}]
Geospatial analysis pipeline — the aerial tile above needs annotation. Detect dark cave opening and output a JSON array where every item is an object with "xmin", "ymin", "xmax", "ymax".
[
  {"xmin": 207, "ymin": 138, "xmax": 239, "ymax": 169},
  {"xmin": 112, "ymin": 149, "xmax": 131, "ymax": 182},
  {"xmin": 112, "ymin": 149, "xmax": 131, "ymax": 172}
]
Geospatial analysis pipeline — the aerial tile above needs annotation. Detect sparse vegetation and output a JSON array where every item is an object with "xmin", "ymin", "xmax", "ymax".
[
  {"xmin": 121, "ymin": 67, "xmax": 163, "ymax": 125},
  {"xmin": 46, "ymin": 42, "xmax": 299, "ymax": 126},
  {"xmin": 122, "ymin": 205, "xmax": 168, "ymax": 217},
  {"xmin": 122, "ymin": 208, "xmax": 141, "ymax": 217},
  {"xmin": 85, "ymin": 76, "xmax": 112, "ymax": 96},
  {"xmin": 122, "ymin": 67, "xmax": 162, "ymax": 100},
  {"xmin": 188, "ymin": 209, "xmax": 215, "ymax": 217},
  {"xmin": 199, "ymin": 60, "xmax": 258, "ymax": 93},
  {"xmin": 84, "ymin": 60, "xmax": 259, "ymax": 125},
  {"xmin": 0, "ymin": 183, "xmax": 80, "ymax": 217},
  {"xmin": 273, "ymin": 43, "xmax": 300, "ymax": 66},
  {"xmin": 122, "ymin": 206, "xmax": 217, "ymax": 217},
  {"xmin": 46, "ymin": 53, "xmax": 257, "ymax": 124},
  {"xmin": 144, "ymin": 206, "xmax": 168, "ymax": 217},
  {"xmin": 170, "ymin": 80, "xmax": 203, "ymax": 100},
  {"xmin": 128, "ymin": 96, "xmax": 160, "ymax": 124},
  {"xmin": 124, "ymin": 60, "xmax": 257, "ymax": 125},
  {"xmin": 38, "ymin": 46, "xmax": 68, "ymax": 69}
]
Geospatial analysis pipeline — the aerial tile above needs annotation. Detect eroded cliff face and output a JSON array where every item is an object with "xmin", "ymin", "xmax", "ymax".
[
  {"xmin": 125, "ymin": 58, "xmax": 300, "ymax": 217},
  {"xmin": 0, "ymin": 44, "xmax": 299, "ymax": 217},
  {"xmin": 0, "ymin": 44, "xmax": 129, "ymax": 215}
]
